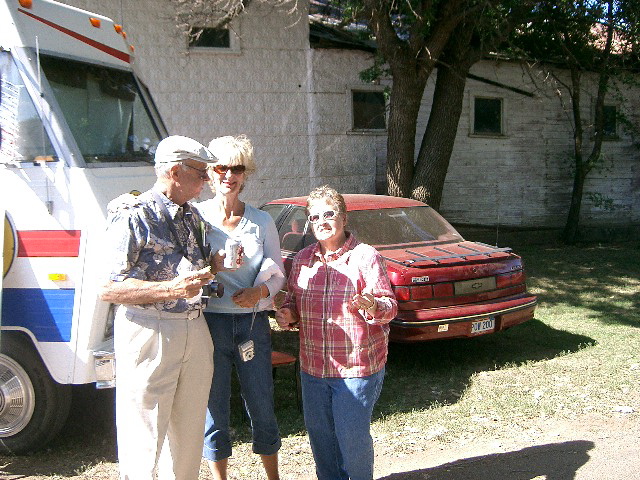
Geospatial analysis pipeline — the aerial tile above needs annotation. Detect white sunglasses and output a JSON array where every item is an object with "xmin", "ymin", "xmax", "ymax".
[{"xmin": 308, "ymin": 210, "xmax": 338, "ymax": 224}]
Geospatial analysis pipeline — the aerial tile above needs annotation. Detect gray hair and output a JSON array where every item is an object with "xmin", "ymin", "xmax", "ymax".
[
  {"xmin": 155, "ymin": 162, "xmax": 192, "ymax": 179},
  {"xmin": 306, "ymin": 185, "xmax": 347, "ymax": 216}
]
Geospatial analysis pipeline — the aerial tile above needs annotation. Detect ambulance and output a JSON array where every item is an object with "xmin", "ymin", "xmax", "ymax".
[{"xmin": 1, "ymin": 0, "xmax": 166, "ymax": 453}]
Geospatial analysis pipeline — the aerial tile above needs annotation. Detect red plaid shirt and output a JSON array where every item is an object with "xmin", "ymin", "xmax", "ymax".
[{"xmin": 283, "ymin": 233, "xmax": 397, "ymax": 378}]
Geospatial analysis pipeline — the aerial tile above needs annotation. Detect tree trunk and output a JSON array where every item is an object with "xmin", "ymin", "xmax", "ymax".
[
  {"xmin": 412, "ymin": 62, "xmax": 468, "ymax": 209},
  {"xmin": 562, "ymin": 165, "xmax": 587, "ymax": 244},
  {"xmin": 560, "ymin": 1, "xmax": 614, "ymax": 244},
  {"xmin": 386, "ymin": 74, "xmax": 427, "ymax": 198}
]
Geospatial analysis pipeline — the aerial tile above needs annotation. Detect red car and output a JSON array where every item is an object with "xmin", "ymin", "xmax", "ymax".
[{"xmin": 261, "ymin": 194, "xmax": 537, "ymax": 343}]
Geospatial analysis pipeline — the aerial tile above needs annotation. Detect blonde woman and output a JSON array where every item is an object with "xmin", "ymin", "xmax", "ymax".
[{"xmin": 198, "ymin": 135, "xmax": 284, "ymax": 480}]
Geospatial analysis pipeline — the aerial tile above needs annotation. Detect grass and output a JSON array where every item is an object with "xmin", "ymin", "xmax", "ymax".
[
  {"xmin": 271, "ymin": 240, "xmax": 640, "ymax": 441},
  {"xmin": 1, "ymin": 240, "xmax": 638, "ymax": 479}
]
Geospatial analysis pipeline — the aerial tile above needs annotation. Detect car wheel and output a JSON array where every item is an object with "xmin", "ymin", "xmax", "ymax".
[{"xmin": 0, "ymin": 333, "xmax": 72, "ymax": 454}]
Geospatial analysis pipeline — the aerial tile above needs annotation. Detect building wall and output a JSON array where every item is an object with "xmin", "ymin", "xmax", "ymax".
[
  {"xmin": 66, "ymin": 0, "xmax": 383, "ymax": 207},
  {"xmin": 67, "ymin": 0, "xmax": 309, "ymax": 205},
  {"xmin": 432, "ymin": 60, "xmax": 640, "ymax": 229},
  {"xmin": 307, "ymin": 47, "xmax": 386, "ymax": 194},
  {"xmin": 65, "ymin": 1, "xmax": 639, "ymax": 229}
]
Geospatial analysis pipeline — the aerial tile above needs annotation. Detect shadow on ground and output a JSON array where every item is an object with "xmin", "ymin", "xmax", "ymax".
[{"xmin": 378, "ymin": 440, "xmax": 594, "ymax": 479}]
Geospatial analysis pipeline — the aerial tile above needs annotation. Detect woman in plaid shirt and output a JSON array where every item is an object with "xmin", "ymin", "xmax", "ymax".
[{"xmin": 276, "ymin": 185, "xmax": 397, "ymax": 480}]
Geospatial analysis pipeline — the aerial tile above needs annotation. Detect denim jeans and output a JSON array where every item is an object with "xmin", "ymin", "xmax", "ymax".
[
  {"xmin": 203, "ymin": 311, "xmax": 281, "ymax": 461},
  {"xmin": 301, "ymin": 368, "xmax": 385, "ymax": 480}
]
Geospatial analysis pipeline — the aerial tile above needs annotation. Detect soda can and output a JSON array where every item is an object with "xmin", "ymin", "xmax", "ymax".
[{"xmin": 224, "ymin": 238, "xmax": 242, "ymax": 270}]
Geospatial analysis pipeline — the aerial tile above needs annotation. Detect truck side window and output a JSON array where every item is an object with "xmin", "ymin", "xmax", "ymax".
[
  {"xmin": 0, "ymin": 52, "xmax": 56, "ymax": 163},
  {"xmin": 39, "ymin": 55, "xmax": 162, "ymax": 164}
]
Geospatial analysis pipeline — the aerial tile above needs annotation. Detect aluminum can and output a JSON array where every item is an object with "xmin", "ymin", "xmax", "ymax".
[{"xmin": 224, "ymin": 238, "xmax": 242, "ymax": 270}]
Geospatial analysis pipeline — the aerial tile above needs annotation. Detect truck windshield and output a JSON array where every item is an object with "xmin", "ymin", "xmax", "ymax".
[{"xmin": 40, "ymin": 55, "xmax": 162, "ymax": 164}]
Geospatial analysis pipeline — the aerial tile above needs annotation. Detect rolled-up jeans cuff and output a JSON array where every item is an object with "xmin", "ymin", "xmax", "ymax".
[{"xmin": 252, "ymin": 438, "xmax": 282, "ymax": 456}]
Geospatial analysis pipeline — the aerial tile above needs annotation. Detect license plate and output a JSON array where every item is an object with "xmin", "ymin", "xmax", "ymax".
[{"xmin": 471, "ymin": 317, "xmax": 495, "ymax": 334}]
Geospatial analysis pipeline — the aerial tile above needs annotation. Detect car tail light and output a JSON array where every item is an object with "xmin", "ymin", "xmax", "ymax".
[
  {"xmin": 411, "ymin": 285, "xmax": 433, "ymax": 299},
  {"xmin": 394, "ymin": 286, "xmax": 411, "ymax": 301},
  {"xmin": 395, "ymin": 283, "xmax": 453, "ymax": 302},
  {"xmin": 496, "ymin": 270, "xmax": 525, "ymax": 288},
  {"xmin": 433, "ymin": 283, "xmax": 454, "ymax": 297}
]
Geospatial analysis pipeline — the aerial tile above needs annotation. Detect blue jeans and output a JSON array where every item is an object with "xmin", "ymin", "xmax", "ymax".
[
  {"xmin": 301, "ymin": 368, "xmax": 385, "ymax": 480},
  {"xmin": 203, "ymin": 311, "xmax": 281, "ymax": 461}
]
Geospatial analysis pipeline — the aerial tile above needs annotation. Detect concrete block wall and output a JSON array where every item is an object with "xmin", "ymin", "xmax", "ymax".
[
  {"xmin": 62, "ymin": 1, "xmax": 639, "ymax": 229},
  {"xmin": 308, "ymin": 48, "xmax": 385, "ymax": 194},
  {"xmin": 433, "ymin": 61, "xmax": 640, "ymax": 228},
  {"xmin": 69, "ymin": 0, "xmax": 314, "ymax": 206}
]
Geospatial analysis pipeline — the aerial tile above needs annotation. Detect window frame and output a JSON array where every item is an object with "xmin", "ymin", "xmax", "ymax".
[
  {"xmin": 601, "ymin": 104, "xmax": 619, "ymax": 140},
  {"xmin": 470, "ymin": 95, "xmax": 507, "ymax": 138},
  {"xmin": 348, "ymin": 85, "xmax": 387, "ymax": 134},
  {"xmin": 187, "ymin": 24, "xmax": 240, "ymax": 54}
]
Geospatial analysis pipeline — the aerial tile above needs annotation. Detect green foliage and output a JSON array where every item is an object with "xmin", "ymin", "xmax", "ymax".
[
  {"xmin": 586, "ymin": 192, "xmax": 618, "ymax": 210},
  {"xmin": 512, "ymin": 0, "xmax": 640, "ymax": 70},
  {"xmin": 358, "ymin": 55, "xmax": 389, "ymax": 83}
]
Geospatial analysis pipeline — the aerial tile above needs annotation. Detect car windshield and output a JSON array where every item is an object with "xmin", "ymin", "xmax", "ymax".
[
  {"xmin": 347, "ymin": 206, "xmax": 464, "ymax": 246},
  {"xmin": 39, "ymin": 55, "xmax": 162, "ymax": 164}
]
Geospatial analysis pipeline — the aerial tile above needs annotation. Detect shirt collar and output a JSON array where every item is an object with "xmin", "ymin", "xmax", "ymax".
[
  {"xmin": 312, "ymin": 231, "xmax": 357, "ymax": 263},
  {"xmin": 152, "ymin": 186, "xmax": 189, "ymax": 220}
]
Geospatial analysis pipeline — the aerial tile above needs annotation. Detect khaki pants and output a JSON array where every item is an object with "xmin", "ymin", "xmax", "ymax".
[{"xmin": 114, "ymin": 306, "xmax": 214, "ymax": 480}]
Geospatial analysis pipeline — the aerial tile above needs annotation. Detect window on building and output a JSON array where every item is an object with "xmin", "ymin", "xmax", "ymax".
[
  {"xmin": 473, "ymin": 97, "xmax": 503, "ymax": 135},
  {"xmin": 602, "ymin": 105, "xmax": 617, "ymax": 138},
  {"xmin": 351, "ymin": 90, "xmax": 386, "ymax": 131},
  {"xmin": 188, "ymin": 26, "xmax": 234, "ymax": 50}
]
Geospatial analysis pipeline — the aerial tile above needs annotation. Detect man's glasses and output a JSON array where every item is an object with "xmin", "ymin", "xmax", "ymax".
[
  {"xmin": 308, "ymin": 210, "xmax": 338, "ymax": 224},
  {"xmin": 212, "ymin": 164, "xmax": 247, "ymax": 175},
  {"xmin": 182, "ymin": 163, "xmax": 209, "ymax": 180}
]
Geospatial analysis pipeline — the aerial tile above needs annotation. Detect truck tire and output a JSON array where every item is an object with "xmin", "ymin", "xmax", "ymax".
[{"xmin": 0, "ymin": 333, "xmax": 72, "ymax": 454}]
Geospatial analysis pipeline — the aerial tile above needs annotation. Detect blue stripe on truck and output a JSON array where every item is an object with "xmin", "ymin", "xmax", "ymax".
[{"xmin": 1, "ymin": 288, "xmax": 74, "ymax": 342}]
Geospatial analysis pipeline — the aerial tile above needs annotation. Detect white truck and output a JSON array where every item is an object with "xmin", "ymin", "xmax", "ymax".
[{"xmin": 1, "ymin": 0, "xmax": 166, "ymax": 453}]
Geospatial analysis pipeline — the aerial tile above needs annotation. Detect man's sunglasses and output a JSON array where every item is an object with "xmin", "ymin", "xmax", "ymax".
[
  {"xmin": 212, "ymin": 164, "xmax": 247, "ymax": 175},
  {"xmin": 308, "ymin": 210, "xmax": 338, "ymax": 224}
]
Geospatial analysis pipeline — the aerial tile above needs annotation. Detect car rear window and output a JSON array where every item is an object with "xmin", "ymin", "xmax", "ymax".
[{"xmin": 347, "ymin": 206, "xmax": 464, "ymax": 246}]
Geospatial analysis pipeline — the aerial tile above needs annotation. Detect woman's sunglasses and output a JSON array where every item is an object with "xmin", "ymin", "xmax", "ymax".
[
  {"xmin": 212, "ymin": 164, "xmax": 246, "ymax": 175},
  {"xmin": 308, "ymin": 210, "xmax": 338, "ymax": 224}
]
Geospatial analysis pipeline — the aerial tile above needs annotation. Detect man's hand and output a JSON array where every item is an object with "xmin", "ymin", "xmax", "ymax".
[
  {"xmin": 168, "ymin": 267, "xmax": 214, "ymax": 299},
  {"xmin": 100, "ymin": 268, "xmax": 215, "ymax": 305}
]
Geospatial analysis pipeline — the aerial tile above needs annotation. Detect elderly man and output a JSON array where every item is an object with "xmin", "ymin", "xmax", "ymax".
[{"xmin": 100, "ymin": 135, "xmax": 219, "ymax": 480}]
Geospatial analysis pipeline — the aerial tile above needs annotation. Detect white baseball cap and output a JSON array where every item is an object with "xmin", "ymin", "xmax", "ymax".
[{"xmin": 154, "ymin": 135, "xmax": 218, "ymax": 164}]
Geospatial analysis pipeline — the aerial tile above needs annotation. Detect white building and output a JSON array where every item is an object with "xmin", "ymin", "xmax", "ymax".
[{"xmin": 64, "ymin": 0, "xmax": 640, "ymax": 232}]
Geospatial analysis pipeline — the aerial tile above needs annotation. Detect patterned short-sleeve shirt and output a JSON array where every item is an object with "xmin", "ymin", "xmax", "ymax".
[{"xmin": 105, "ymin": 187, "xmax": 209, "ymax": 313}]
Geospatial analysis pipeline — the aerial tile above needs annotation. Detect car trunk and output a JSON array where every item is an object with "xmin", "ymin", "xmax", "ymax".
[{"xmin": 379, "ymin": 241, "xmax": 530, "ymax": 312}]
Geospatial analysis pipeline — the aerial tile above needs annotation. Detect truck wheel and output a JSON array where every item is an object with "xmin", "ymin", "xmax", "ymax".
[{"xmin": 0, "ymin": 334, "xmax": 72, "ymax": 454}]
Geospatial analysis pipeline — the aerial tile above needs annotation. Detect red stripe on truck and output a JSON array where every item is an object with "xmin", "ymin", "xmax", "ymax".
[
  {"xmin": 18, "ymin": 9, "xmax": 131, "ymax": 63},
  {"xmin": 17, "ymin": 230, "xmax": 81, "ymax": 257}
]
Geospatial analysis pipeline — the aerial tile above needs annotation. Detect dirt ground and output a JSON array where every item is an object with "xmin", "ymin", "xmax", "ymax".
[
  {"xmin": 0, "ymin": 404, "xmax": 637, "ymax": 479},
  {"xmin": 372, "ymin": 415, "xmax": 640, "ymax": 480}
]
